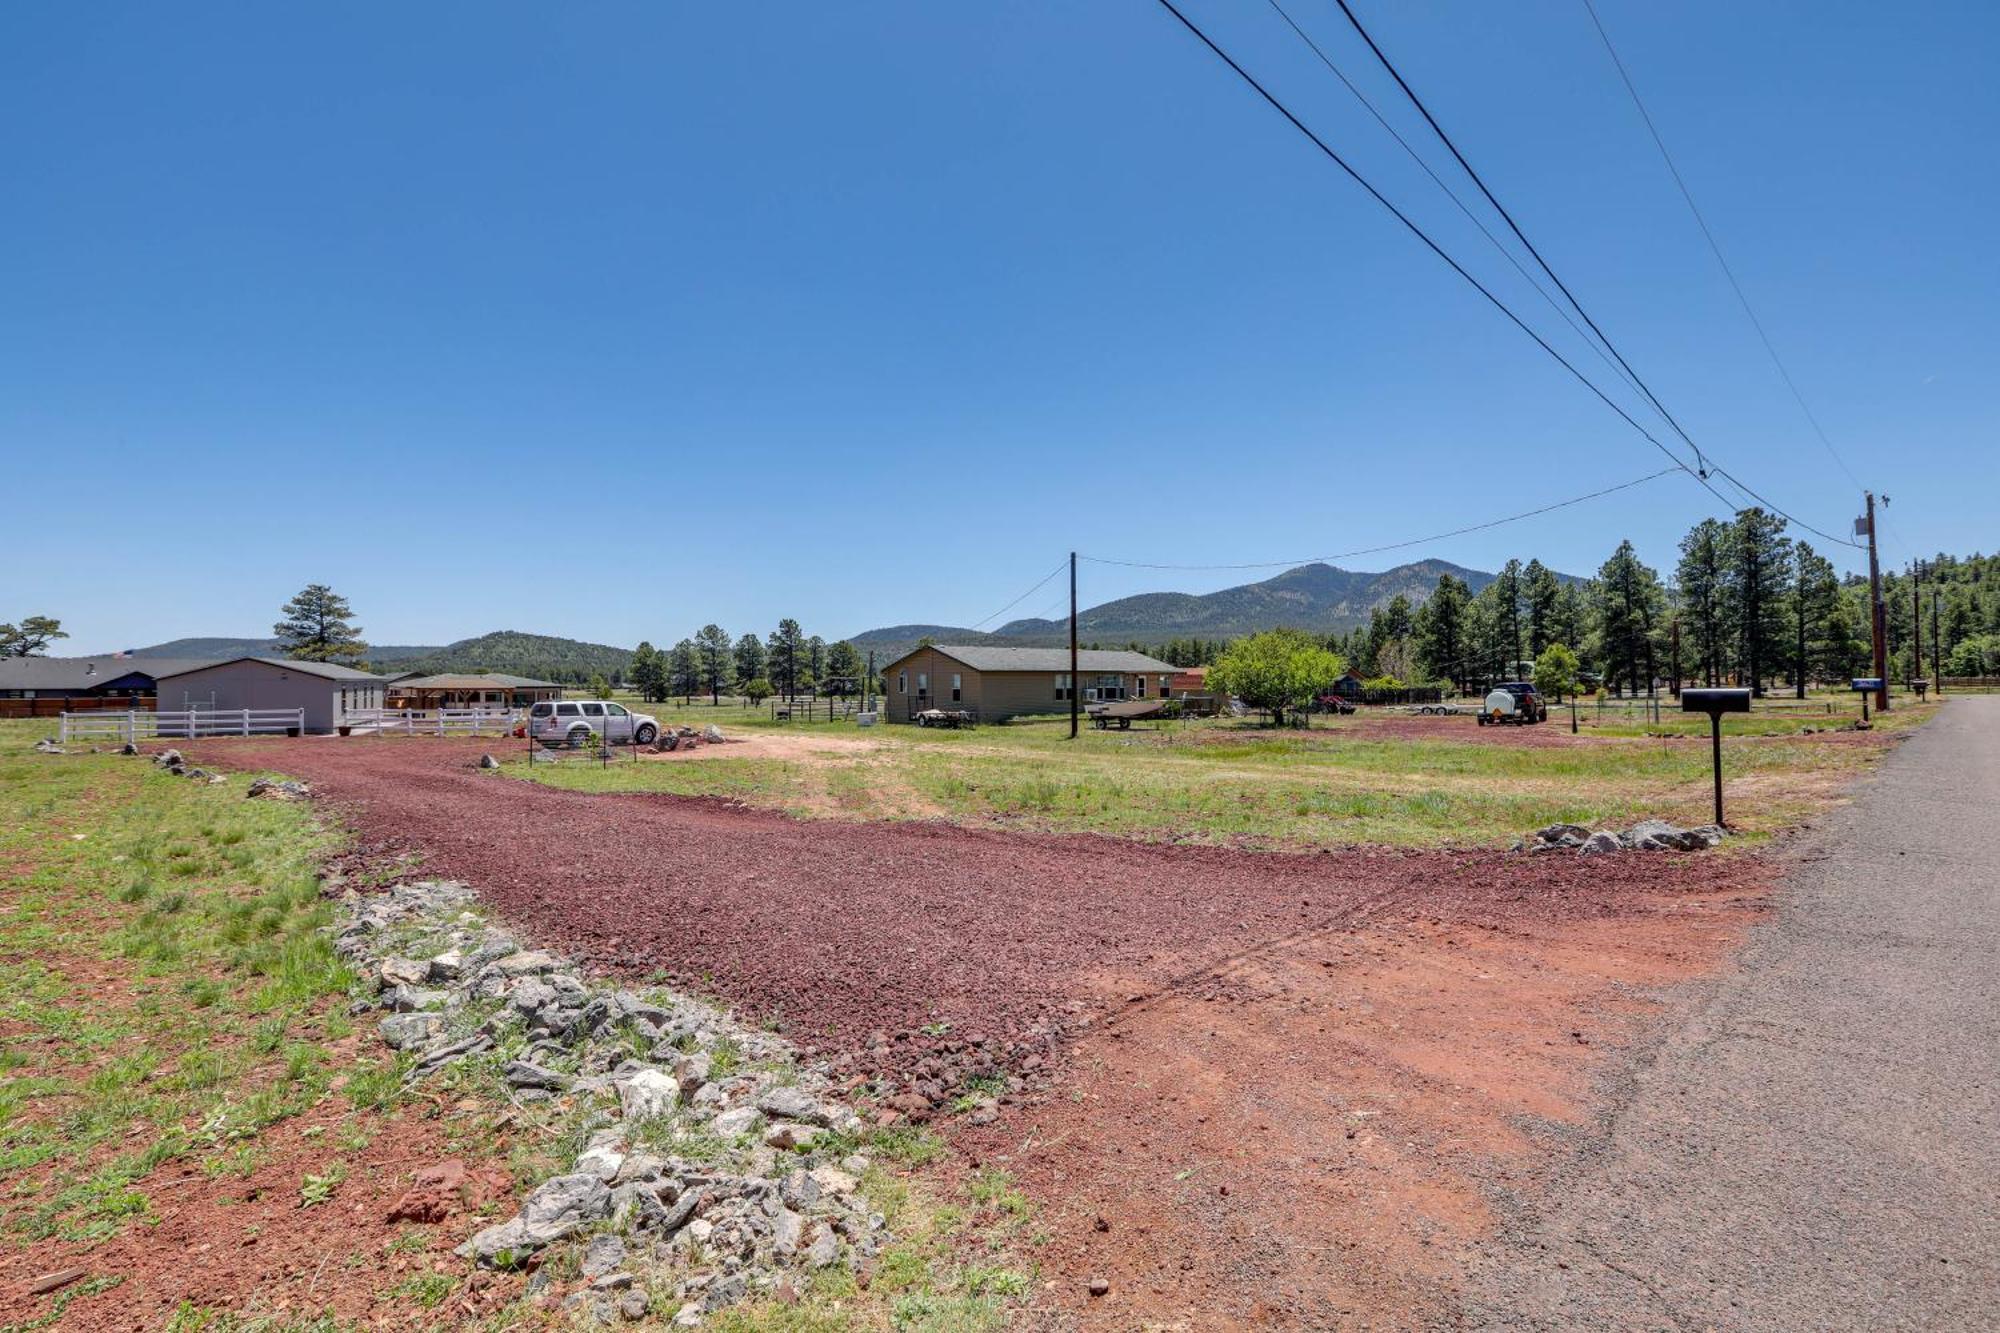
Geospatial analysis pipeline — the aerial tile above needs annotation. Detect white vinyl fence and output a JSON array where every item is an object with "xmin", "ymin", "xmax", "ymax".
[
  {"xmin": 344, "ymin": 708, "xmax": 521, "ymax": 736},
  {"xmin": 60, "ymin": 708, "xmax": 306, "ymax": 744}
]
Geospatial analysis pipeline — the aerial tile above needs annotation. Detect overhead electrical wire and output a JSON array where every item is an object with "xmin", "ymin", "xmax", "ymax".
[
  {"xmin": 1147, "ymin": 0, "xmax": 1747, "ymax": 523},
  {"xmin": 1083, "ymin": 465, "xmax": 1678, "ymax": 571},
  {"xmin": 1320, "ymin": 0, "xmax": 1862, "ymax": 550},
  {"xmin": 1261, "ymin": 0, "xmax": 1652, "ymax": 408},
  {"xmin": 1324, "ymin": 0, "xmax": 1711, "ymax": 477},
  {"xmin": 1580, "ymin": 0, "xmax": 1866, "ymax": 493},
  {"xmin": 963, "ymin": 558, "xmax": 1070, "ymax": 632}
]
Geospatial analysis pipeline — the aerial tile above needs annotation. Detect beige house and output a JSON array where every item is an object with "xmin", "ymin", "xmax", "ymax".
[
  {"xmin": 880, "ymin": 645, "xmax": 1179, "ymax": 724},
  {"xmin": 151, "ymin": 657, "xmax": 387, "ymax": 733}
]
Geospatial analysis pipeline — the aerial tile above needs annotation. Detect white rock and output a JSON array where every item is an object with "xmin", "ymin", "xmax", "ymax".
[
  {"xmin": 618, "ymin": 1069, "xmax": 679, "ymax": 1121},
  {"xmin": 711, "ymin": 1106, "xmax": 760, "ymax": 1137}
]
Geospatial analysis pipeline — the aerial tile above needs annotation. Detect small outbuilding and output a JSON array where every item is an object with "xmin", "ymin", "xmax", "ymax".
[
  {"xmin": 150, "ymin": 657, "xmax": 388, "ymax": 733},
  {"xmin": 879, "ymin": 644, "xmax": 1179, "ymax": 724}
]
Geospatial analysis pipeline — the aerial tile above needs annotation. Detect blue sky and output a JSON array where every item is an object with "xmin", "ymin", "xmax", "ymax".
[{"xmin": 4, "ymin": 1, "xmax": 1993, "ymax": 652}]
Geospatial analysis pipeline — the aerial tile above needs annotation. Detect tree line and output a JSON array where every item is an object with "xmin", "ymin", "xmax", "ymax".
[
  {"xmin": 1146, "ymin": 516, "xmax": 2000, "ymax": 698},
  {"xmin": 624, "ymin": 621, "xmax": 868, "ymax": 705}
]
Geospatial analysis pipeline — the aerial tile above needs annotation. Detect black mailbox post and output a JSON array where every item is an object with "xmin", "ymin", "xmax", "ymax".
[{"xmin": 1682, "ymin": 688, "xmax": 1751, "ymax": 827}]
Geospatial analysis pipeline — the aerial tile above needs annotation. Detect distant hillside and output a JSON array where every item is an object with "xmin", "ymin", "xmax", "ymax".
[
  {"xmin": 121, "ymin": 630, "xmax": 632, "ymax": 684},
  {"xmin": 849, "ymin": 560, "xmax": 1534, "ymax": 664}
]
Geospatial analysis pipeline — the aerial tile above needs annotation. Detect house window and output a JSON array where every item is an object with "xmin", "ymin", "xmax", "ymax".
[
  {"xmin": 1055, "ymin": 674, "xmax": 1071, "ymax": 701},
  {"xmin": 950, "ymin": 673, "xmax": 962, "ymax": 702},
  {"xmin": 1095, "ymin": 673, "xmax": 1126, "ymax": 701},
  {"xmin": 916, "ymin": 673, "xmax": 928, "ymax": 699},
  {"xmin": 898, "ymin": 671, "xmax": 907, "ymax": 694},
  {"xmin": 1135, "ymin": 675, "xmax": 1146, "ymax": 698}
]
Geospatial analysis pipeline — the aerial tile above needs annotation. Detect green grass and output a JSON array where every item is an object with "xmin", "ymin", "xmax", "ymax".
[
  {"xmin": 0, "ymin": 721, "xmax": 361, "ymax": 1246},
  {"xmin": 507, "ymin": 695, "xmax": 1934, "ymax": 849}
]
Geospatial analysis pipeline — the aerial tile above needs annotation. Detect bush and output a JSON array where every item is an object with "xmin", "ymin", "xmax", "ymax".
[{"xmin": 1208, "ymin": 629, "xmax": 1344, "ymax": 728}]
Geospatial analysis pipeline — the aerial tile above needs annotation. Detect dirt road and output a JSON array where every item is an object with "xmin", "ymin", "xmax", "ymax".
[{"xmin": 1462, "ymin": 695, "xmax": 2000, "ymax": 1330}]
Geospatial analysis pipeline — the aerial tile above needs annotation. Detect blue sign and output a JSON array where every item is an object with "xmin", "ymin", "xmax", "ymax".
[{"xmin": 1851, "ymin": 677, "xmax": 1884, "ymax": 691}]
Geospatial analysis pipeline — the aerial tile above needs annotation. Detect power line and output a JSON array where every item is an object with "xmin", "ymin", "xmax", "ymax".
[
  {"xmin": 1083, "ymin": 465, "xmax": 1678, "ymax": 571},
  {"xmin": 1579, "ymin": 0, "xmax": 1866, "ymax": 493},
  {"xmin": 965, "ymin": 559, "xmax": 1070, "ymax": 631},
  {"xmin": 1326, "ymin": 0, "xmax": 1713, "ymax": 477},
  {"xmin": 1149, "ymin": 0, "xmax": 1734, "ymax": 512},
  {"xmin": 1261, "ymin": 0, "xmax": 1652, "ymax": 409}
]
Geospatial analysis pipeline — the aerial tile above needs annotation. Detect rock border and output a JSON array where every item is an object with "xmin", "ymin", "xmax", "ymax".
[{"xmin": 333, "ymin": 878, "xmax": 886, "ymax": 1326}]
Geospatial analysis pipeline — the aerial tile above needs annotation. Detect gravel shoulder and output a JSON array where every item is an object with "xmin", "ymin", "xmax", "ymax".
[{"xmin": 1460, "ymin": 695, "xmax": 2000, "ymax": 1330}]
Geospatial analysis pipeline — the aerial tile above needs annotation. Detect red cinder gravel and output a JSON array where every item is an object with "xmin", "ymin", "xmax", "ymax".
[{"xmin": 184, "ymin": 738, "xmax": 1767, "ymax": 1092}]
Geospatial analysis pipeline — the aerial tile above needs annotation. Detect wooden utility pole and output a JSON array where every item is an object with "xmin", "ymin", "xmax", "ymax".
[
  {"xmin": 1864, "ymin": 492, "xmax": 1889, "ymax": 711},
  {"xmin": 1068, "ymin": 552, "xmax": 1080, "ymax": 740},
  {"xmin": 1933, "ymin": 587, "xmax": 1943, "ymax": 694},
  {"xmin": 1911, "ymin": 560, "xmax": 1923, "ymax": 689}
]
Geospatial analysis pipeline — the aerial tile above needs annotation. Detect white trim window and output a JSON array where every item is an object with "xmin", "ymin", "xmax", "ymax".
[
  {"xmin": 950, "ymin": 673, "xmax": 962, "ymax": 702},
  {"xmin": 898, "ymin": 671, "xmax": 907, "ymax": 694},
  {"xmin": 1054, "ymin": 673, "xmax": 1072, "ymax": 701}
]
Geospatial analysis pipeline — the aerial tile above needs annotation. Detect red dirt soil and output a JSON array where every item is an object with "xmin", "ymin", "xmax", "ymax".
[
  {"xmin": 172, "ymin": 738, "xmax": 1778, "ymax": 1328},
  {"xmin": 183, "ymin": 738, "xmax": 1767, "ymax": 1086}
]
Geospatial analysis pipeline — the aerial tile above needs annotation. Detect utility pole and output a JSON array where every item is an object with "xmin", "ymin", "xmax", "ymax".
[
  {"xmin": 1069, "ymin": 551, "xmax": 1080, "ymax": 740},
  {"xmin": 1932, "ymin": 586, "xmax": 1943, "ymax": 694},
  {"xmin": 1863, "ymin": 492, "xmax": 1889, "ymax": 712},
  {"xmin": 1911, "ymin": 560, "xmax": 1923, "ymax": 690}
]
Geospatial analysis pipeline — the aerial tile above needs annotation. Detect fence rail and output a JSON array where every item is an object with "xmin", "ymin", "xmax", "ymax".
[
  {"xmin": 346, "ymin": 708, "xmax": 521, "ymax": 736},
  {"xmin": 59, "ymin": 708, "xmax": 306, "ymax": 743}
]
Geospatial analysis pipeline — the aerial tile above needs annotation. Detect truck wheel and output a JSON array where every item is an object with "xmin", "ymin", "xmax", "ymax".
[
  {"xmin": 634, "ymin": 723, "xmax": 658, "ymax": 745},
  {"xmin": 566, "ymin": 725, "xmax": 592, "ymax": 748}
]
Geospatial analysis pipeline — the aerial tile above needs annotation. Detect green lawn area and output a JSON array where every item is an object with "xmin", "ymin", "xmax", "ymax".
[{"xmin": 516, "ymin": 693, "xmax": 1938, "ymax": 850}]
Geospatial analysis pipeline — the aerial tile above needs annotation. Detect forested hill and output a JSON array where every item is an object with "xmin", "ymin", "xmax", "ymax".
[
  {"xmin": 847, "ymin": 560, "xmax": 1522, "ymax": 663},
  {"xmin": 122, "ymin": 631, "xmax": 632, "ymax": 684}
]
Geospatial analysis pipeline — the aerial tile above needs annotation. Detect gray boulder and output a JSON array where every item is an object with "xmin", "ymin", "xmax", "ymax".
[
  {"xmin": 618, "ymin": 1069, "xmax": 679, "ymax": 1121},
  {"xmin": 1577, "ymin": 831, "xmax": 1623, "ymax": 857},
  {"xmin": 153, "ymin": 749, "xmax": 185, "ymax": 768},
  {"xmin": 379, "ymin": 1012, "xmax": 445, "ymax": 1050},
  {"xmin": 756, "ymin": 1086, "xmax": 831, "ymax": 1126},
  {"xmin": 458, "ymin": 1173, "xmax": 612, "ymax": 1266},
  {"xmin": 504, "ymin": 1059, "xmax": 568, "ymax": 1092}
]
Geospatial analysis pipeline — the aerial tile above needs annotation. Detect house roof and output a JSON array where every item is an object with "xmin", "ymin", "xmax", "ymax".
[
  {"xmin": 151, "ymin": 656, "xmax": 386, "ymax": 683},
  {"xmin": 390, "ymin": 673, "xmax": 563, "ymax": 690},
  {"xmin": 898, "ymin": 644, "xmax": 1178, "ymax": 674},
  {"xmin": 0, "ymin": 656, "xmax": 217, "ymax": 690}
]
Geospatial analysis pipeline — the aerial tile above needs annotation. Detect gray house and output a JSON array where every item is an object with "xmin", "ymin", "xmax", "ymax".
[
  {"xmin": 0, "ymin": 656, "xmax": 215, "ymax": 700},
  {"xmin": 150, "ymin": 657, "xmax": 387, "ymax": 733}
]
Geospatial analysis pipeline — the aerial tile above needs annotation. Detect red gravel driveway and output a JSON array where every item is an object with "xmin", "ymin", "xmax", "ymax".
[{"xmin": 186, "ymin": 738, "xmax": 1766, "ymax": 1089}]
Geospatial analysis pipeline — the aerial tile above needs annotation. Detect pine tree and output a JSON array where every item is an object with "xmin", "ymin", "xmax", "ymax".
[
  {"xmin": 695, "ymin": 624, "xmax": 731, "ymax": 704},
  {"xmin": 1677, "ymin": 519, "xmax": 1729, "ymax": 686},
  {"xmin": 1725, "ymin": 509, "xmax": 1793, "ymax": 697},
  {"xmin": 732, "ymin": 633, "xmax": 767, "ymax": 696},
  {"xmin": 273, "ymin": 584, "xmax": 368, "ymax": 664},
  {"xmin": 630, "ymin": 641, "xmax": 668, "ymax": 703},
  {"xmin": 805, "ymin": 636, "xmax": 827, "ymax": 694},
  {"xmin": 1523, "ymin": 560, "xmax": 1562, "ymax": 659},
  {"xmin": 824, "ymin": 640, "xmax": 863, "ymax": 696},
  {"xmin": 1790, "ymin": 542, "xmax": 1841, "ymax": 698},
  {"xmin": 669, "ymin": 640, "xmax": 699, "ymax": 700},
  {"xmin": 1414, "ymin": 573, "xmax": 1470, "ymax": 693},
  {"xmin": 1492, "ymin": 559, "xmax": 1525, "ymax": 670},
  {"xmin": 766, "ymin": 619, "xmax": 805, "ymax": 700},
  {"xmin": 1592, "ymin": 541, "xmax": 1665, "ymax": 696}
]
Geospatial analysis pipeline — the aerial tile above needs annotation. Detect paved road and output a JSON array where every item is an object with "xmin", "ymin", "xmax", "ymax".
[{"xmin": 1463, "ymin": 697, "xmax": 2000, "ymax": 1330}]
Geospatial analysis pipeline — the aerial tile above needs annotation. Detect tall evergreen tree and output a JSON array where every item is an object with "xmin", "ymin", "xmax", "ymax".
[
  {"xmin": 1725, "ymin": 508, "xmax": 1793, "ymax": 697},
  {"xmin": 1592, "ymin": 541, "xmax": 1665, "ymax": 696},
  {"xmin": 1523, "ymin": 560, "xmax": 1561, "ymax": 658},
  {"xmin": 1492, "ymin": 559, "xmax": 1525, "ymax": 670},
  {"xmin": 1414, "ymin": 573, "xmax": 1471, "ymax": 692},
  {"xmin": 766, "ymin": 619, "xmax": 806, "ymax": 700},
  {"xmin": 1789, "ymin": 542, "xmax": 1841, "ymax": 697},
  {"xmin": 1677, "ymin": 519, "xmax": 1729, "ymax": 687},
  {"xmin": 694, "ymin": 624, "xmax": 731, "ymax": 703},
  {"xmin": 629, "ymin": 640, "xmax": 667, "ymax": 703},
  {"xmin": 668, "ymin": 639, "xmax": 700, "ymax": 701},
  {"xmin": 272, "ymin": 584, "xmax": 368, "ymax": 664},
  {"xmin": 732, "ymin": 633, "xmax": 767, "ymax": 695},
  {"xmin": 824, "ymin": 640, "xmax": 864, "ymax": 696}
]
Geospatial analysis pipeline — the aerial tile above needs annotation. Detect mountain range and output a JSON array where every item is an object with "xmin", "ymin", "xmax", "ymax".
[
  {"xmin": 846, "ymin": 559, "xmax": 1529, "ymax": 663},
  {"xmin": 116, "ymin": 560, "xmax": 1547, "ymax": 679}
]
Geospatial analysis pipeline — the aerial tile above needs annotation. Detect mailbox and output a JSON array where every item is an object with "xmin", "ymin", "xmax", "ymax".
[
  {"xmin": 1681, "ymin": 688, "xmax": 1749, "ymax": 827},
  {"xmin": 1681, "ymin": 688, "xmax": 1751, "ymax": 715},
  {"xmin": 1850, "ymin": 678, "xmax": 1884, "ymax": 693}
]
